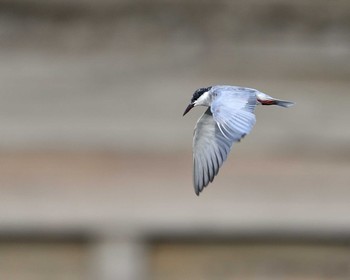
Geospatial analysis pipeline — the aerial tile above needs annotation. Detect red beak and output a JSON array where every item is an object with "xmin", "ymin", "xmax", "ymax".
[{"xmin": 183, "ymin": 103, "xmax": 194, "ymax": 116}]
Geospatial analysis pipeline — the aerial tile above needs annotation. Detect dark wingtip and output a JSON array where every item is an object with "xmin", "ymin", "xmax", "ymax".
[{"xmin": 194, "ymin": 188, "xmax": 200, "ymax": 196}]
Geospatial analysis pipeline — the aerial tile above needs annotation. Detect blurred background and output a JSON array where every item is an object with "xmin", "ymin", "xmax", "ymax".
[{"xmin": 0, "ymin": 0, "xmax": 350, "ymax": 279}]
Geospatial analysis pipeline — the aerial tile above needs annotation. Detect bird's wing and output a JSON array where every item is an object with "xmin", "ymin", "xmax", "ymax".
[{"xmin": 193, "ymin": 93, "xmax": 257, "ymax": 195}]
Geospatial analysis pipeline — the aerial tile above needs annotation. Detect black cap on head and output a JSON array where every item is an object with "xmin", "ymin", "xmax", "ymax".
[
  {"xmin": 191, "ymin": 86, "xmax": 212, "ymax": 103},
  {"xmin": 183, "ymin": 86, "xmax": 212, "ymax": 116}
]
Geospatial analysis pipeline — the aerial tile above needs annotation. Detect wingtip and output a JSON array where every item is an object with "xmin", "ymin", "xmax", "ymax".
[
  {"xmin": 194, "ymin": 187, "xmax": 200, "ymax": 196},
  {"xmin": 194, "ymin": 184, "xmax": 203, "ymax": 196}
]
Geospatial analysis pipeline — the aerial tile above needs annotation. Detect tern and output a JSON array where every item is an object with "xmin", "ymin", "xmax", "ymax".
[{"xmin": 183, "ymin": 85, "xmax": 294, "ymax": 195}]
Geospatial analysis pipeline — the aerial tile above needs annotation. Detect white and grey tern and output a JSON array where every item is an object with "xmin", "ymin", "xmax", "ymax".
[{"xmin": 183, "ymin": 85, "xmax": 294, "ymax": 195}]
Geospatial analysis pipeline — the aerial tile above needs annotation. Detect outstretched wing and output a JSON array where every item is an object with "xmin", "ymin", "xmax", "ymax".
[{"xmin": 193, "ymin": 91, "xmax": 257, "ymax": 195}]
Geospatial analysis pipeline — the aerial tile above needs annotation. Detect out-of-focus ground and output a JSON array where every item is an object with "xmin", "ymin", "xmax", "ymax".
[{"xmin": 0, "ymin": 0, "xmax": 350, "ymax": 279}]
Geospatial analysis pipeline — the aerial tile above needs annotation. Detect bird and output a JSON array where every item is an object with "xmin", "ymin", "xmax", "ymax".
[{"xmin": 183, "ymin": 85, "xmax": 294, "ymax": 195}]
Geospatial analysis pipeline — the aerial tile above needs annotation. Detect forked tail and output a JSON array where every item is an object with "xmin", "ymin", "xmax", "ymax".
[
  {"xmin": 274, "ymin": 99, "xmax": 295, "ymax": 108},
  {"xmin": 257, "ymin": 93, "xmax": 295, "ymax": 108}
]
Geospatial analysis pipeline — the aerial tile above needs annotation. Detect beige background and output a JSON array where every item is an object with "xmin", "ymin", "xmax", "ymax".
[{"xmin": 0, "ymin": 0, "xmax": 349, "ymax": 279}]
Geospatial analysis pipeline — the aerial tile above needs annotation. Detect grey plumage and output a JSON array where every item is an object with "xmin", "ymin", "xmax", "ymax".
[{"xmin": 183, "ymin": 85, "xmax": 294, "ymax": 195}]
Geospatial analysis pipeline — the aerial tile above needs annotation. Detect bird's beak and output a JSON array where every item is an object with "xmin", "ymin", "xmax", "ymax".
[{"xmin": 183, "ymin": 103, "xmax": 194, "ymax": 116}]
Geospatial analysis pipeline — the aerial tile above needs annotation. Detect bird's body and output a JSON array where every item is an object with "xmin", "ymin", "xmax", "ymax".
[{"xmin": 183, "ymin": 85, "xmax": 294, "ymax": 195}]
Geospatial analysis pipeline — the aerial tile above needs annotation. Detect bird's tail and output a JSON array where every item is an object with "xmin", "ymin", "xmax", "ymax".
[
  {"xmin": 274, "ymin": 99, "xmax": 295, "ymax": 108},
  {"xmin": 257, "ymin": 93, "xmax": 295, "ymax": 108}
]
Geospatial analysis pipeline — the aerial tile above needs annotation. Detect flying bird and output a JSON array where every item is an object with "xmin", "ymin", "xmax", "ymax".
[{"xmin": 183, "ymin": 85, "xmax": 294, "ymax": 195}]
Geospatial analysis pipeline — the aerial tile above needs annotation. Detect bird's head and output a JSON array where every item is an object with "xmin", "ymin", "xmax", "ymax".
[{"xmin": 183, "ymin": 86, "xmax": 212, "ymax": 116}]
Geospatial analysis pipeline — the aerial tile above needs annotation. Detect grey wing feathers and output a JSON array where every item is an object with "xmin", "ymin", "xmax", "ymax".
[
  {"xmin": 193, "ymin": 108, "xmax": 232, "ymax": 195},
  {"xmin": 212, "ymin": 104, "xmax": 256, "ymax": 140},
  {"xmin": 192, "ymin": 90, "xmax": 257, "ymax": 195}
]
